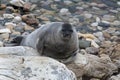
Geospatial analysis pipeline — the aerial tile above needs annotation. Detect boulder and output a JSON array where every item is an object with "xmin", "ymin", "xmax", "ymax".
[{"xmin": 0, "ymin": 55, "xmax": 76, "ymax": 80}]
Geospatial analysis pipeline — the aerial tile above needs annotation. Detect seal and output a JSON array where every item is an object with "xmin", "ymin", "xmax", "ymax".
[{"xmin": 18, "ymin": 22, "xmax": 79, "ymax": 63}]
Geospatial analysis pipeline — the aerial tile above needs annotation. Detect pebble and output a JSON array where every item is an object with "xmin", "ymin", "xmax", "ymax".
[
  {"xmin": 79, "ymin": 39, "xmax": 91, "ymax": 49},
  {"xmin": 0, "ymin": 33, "xmax": 9, "ymax": 40},
  {"xmin": 13, "ymin": 16, "xmax": 22, "ymax": 22},
  {"xmin": 3, "ymin": 14, "xmax": 14, "ymax": 19},
  {"xmin": 86, "ymin": 47, "xmax": 99, "ymax": 55},
  {"xmin": 0, "ymin": 4, "xmax": 6, "ymax": 10},
  {"xmin": 59, "ymin": 8, "xmax": 70, "ymax": 16},
  {"xmin": 91, "ymin": 22, "xmax": 98, "ymax": 27},
  {"xmin": 98, "ymin": 22, "xmax": 110, "ymax": 28},
  {"xmin": 84, "ymin": 13, "xmax": 93, "ymax": 19},
  {"xmin": 10, "ymin": 0, "xmax": 25, "ymax": 7},
  {"xmin": 0, "ymin": 41, "xmax": 4, "ymax": 47},
  {"xmin": 96, "ymin": 17, "xmax": 101, "ymax": 23},
  {"xmin": 23, "ymin": 2, "xmax": 32, "ymax": 11},
  {"xmin": 64, "ymin": 1, "xmax": 73, "ymax": 5},
  {"xmin": 103, "ymin": 31, "xmax": 111, "ymax": 39},
  {"xmin": 93, "ymin": 32, "xmax": 105, "ymax": 41},
  {"xmin": 105, "ymin": 28, "xmax": 116, "ymax": 34},
  {"xmin": 22, "ymin": 14, "xmax": 39, "ymax": 26},
  {"xmin": 0, "ymin": 28, "xmax": 11, "ymax": 33},
  {"xmin": 102, "ymin": 15, "xmax": 115, "ymax": 22},
  {"xmin": 30, "ymin": 4, "xmax": 37, "ymax": 11},
  {"xmin": 117, "ymin": 2, "xmax": 120, "ymax": 5},
  {"xmin": 24, "ymin": 25, "xmax": 34, "ymax": 31},
  {"xmin": 78, "ymin": 33, "xmax": 96, "ymax": 39},
  {"xmin": 86, "ymin": 38, "xmax": 100, "ymax": 48},
  {"xmin": 5, "ymin": 22, "xmax": 16, "ymax": 27},
  {"xmin": 112, "ymin": 20, "xmax": 120, "ymax": 26}
]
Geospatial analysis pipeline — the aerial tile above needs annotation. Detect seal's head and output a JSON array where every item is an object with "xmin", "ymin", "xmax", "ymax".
[{"xmin": 60, "ymin": 23, "xmax": 73, "ymax": 41}]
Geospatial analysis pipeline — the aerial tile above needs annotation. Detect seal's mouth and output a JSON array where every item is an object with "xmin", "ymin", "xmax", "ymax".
[{"xmin": 62, "ymin": 33, "xmax": 72, "ymax": 41}]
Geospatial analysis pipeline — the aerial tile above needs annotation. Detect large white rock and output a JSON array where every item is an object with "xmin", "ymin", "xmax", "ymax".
[
  {"xmin": 0, "ymin": 46, "xmax": 39, "ymax": 56},
  {"xmin": 0, "ymin": 55, "xmax": 76, "ymax": 80}
]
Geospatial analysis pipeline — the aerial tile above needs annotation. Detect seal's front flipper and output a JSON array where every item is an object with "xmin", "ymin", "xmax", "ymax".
[{"xmin": 11, "ymin": 36, "xmax": 24, "ymax": 45}]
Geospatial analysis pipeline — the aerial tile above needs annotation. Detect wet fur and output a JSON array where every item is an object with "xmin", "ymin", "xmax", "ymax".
[{"xmin": 20, "ymin": 22, "xmax": 79, "ymax": 63}]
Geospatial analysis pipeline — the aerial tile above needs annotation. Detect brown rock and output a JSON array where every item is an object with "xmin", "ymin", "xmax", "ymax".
[
  {"xmin": 22, "ymin": 14, "xmax": 39, "ymax": 26},
  {"xmin": 103, "ymin": 31, "xmax": 111, "ymax": 39},
  {"xmin": 0, "ymin": 4, "xmax": 6, "ymax": 10},
  {"xmin": 23, "ymin": 2, "xmax": 31, "ymax": 11},
  {"xmin": 84, "ymin": 54, "xmax": 117, "ymax": 79},
  {"xmin": 24, "ymin": 25, "xmax": 34, "ymax": 31},
  {"xmin": 6, "ymin": 24, "xmax": 14, "ymax": 31}
]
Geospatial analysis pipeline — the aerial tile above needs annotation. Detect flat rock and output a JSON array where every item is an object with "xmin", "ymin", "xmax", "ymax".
[
  {"xmin": 0, "ymin": 55, "xmax": 76, "ymax": 80},
  {"xmin": 0, "ymin": 46, "xmax": 39, "ymax": 56}
]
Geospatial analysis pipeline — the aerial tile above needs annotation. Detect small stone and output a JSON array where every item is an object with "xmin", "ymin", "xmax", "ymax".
[
  {"xmin": 90, "ymin": 78, "xmax": 100, "ymax": 80},
  {"xmin": 90, "ymin": 2, "xmax": 98, "ymax": 6},
  {"xmin": 86, "ymin": 38, "xmax": 100, "ymax": 48},
  {"xmin": 103, "ymin": 31, "xmax": 111, "ymax": 39},
  {"xmin": 14, "ymin": 25, "xmax": 24, "ymax": 33},
  {"xmin": 13, "ymin": 16, "xmax": 22, "ymax": 22},
  {"xmin": 30, "ymin": 4, "xmax": 37, "ymax": 11},
  {"xmin": 12, "ymin": 30, "xmax": 21, "ymax": 36},
  {"xmin": 69, "ymin": 18, "xmax": 79, "ymax": 25},
  {"xmin": 86, "ymin": 47, "xmax": 99, "ymax": 55},
  {"xmin": 5, "ymin": 22, "xmax": 16, "ymax": 27},
  {"xmin": 112, "ymin": 20, "xmax": 120, "ymax": 26},
  {"xmin": 96, "ymin": 17, "xmax": 101, "ymax": 23},
  {"xmin": 3, "ymin": 14, "xmax": 14, "ymax": 19},
  {"xmin": 64, "ymin": 1, "xmax": 72, "ymax": 5},
  {"xmin": 59, "ymin": 8, "xmax": 70, "ymax": 16},
  {"xmin": 0, "ymin": 4, "xmax": 6, "ymax": 10},
  {"xmin": 84, "ymin": 13, "xmax": 93, "ymax": 19},
  {"xmin": 97, "ymin": 26, "xmax": 103, "ymax": 30},
  {"xmin": 0, "ymin": 33, "xmax": 9, "ymax": 40},
  {"xmin": 91, "ymin": 22, "xmax": 98, "ymax": 27},
  {"xmin": 5, "ymin": 7, "xmax": 15, "ymax": 14},
  {"xmin": 100, "ymin": 41, "xmax": 112, "ymax": 48},
  {"xmin": 109, "ymin": 9, "xmax": 118, "ymax": 13},
  {"xmin": 111, "ymin": 36, "xmax": 119, "ymax": 42},
  {"xmin": 6, "ymin": 24, "xmax": 14, "ymax": 31},
  {"xmin": 23, "ymin": 2, "xmax": 32, "ymax": 11},
  {"xmin": 112, "ymin": 31, "xmax": 120, "ymax": 36},
  {"xmin": 97, "ymin": 4, "xmax": 106, "ymax": 8},
  {"xmin": 102, "ymin": 15, "xmax": 115, "ymax": 22},
  {"xmin": 105, "ymin": 28, "xmax": 116, "ymax": 34},
  {"xmin": 93, "ymin": 32, "xmax": 105, "ymax": 41},
  {"xmin": 0, "ymin": 41, "xmax": 3, "ymax": 47},
  {"xmin": 117, "ymin": 2, "xmax": 120, "ymax": 5},
  {"xmin": 98, "ymin": 22, "xmax": 110, "ymax": 28},
  {"xmin": 24, "ymin": 25, "xmax": 34, "ymax": 31},
  {"xmin": 0, "ymin": 28, "xmax": 11, "ymax": 33},
  {"xmin": 79, "ymin": 39, "xmax": 91, "ymax": 49},
  {"xmin": 10, "ymin": 0, "xmax": 25, "ymax": 7},
  {"xmin": 78, "ymin": 33, "xmax": 96, "ymax": 39},
  {"xmin": 22, "ymin": 14, "xmax": 39, "ymax": 26}
]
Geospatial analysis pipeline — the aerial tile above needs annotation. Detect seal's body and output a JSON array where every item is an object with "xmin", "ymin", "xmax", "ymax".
[{"xmin": 20, "ymin": 22, "xmax": 79, "ymax": 63}]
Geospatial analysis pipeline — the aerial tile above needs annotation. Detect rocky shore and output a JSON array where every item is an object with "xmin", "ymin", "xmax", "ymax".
[{"xmin": 0, "ymin": 0, "xmax": 119, "ymax": 80}]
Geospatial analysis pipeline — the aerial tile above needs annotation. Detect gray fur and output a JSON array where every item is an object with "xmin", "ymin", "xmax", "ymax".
[{"xmin": 20, "ymin": 22, "xmax": 79, "ymax": 63}]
